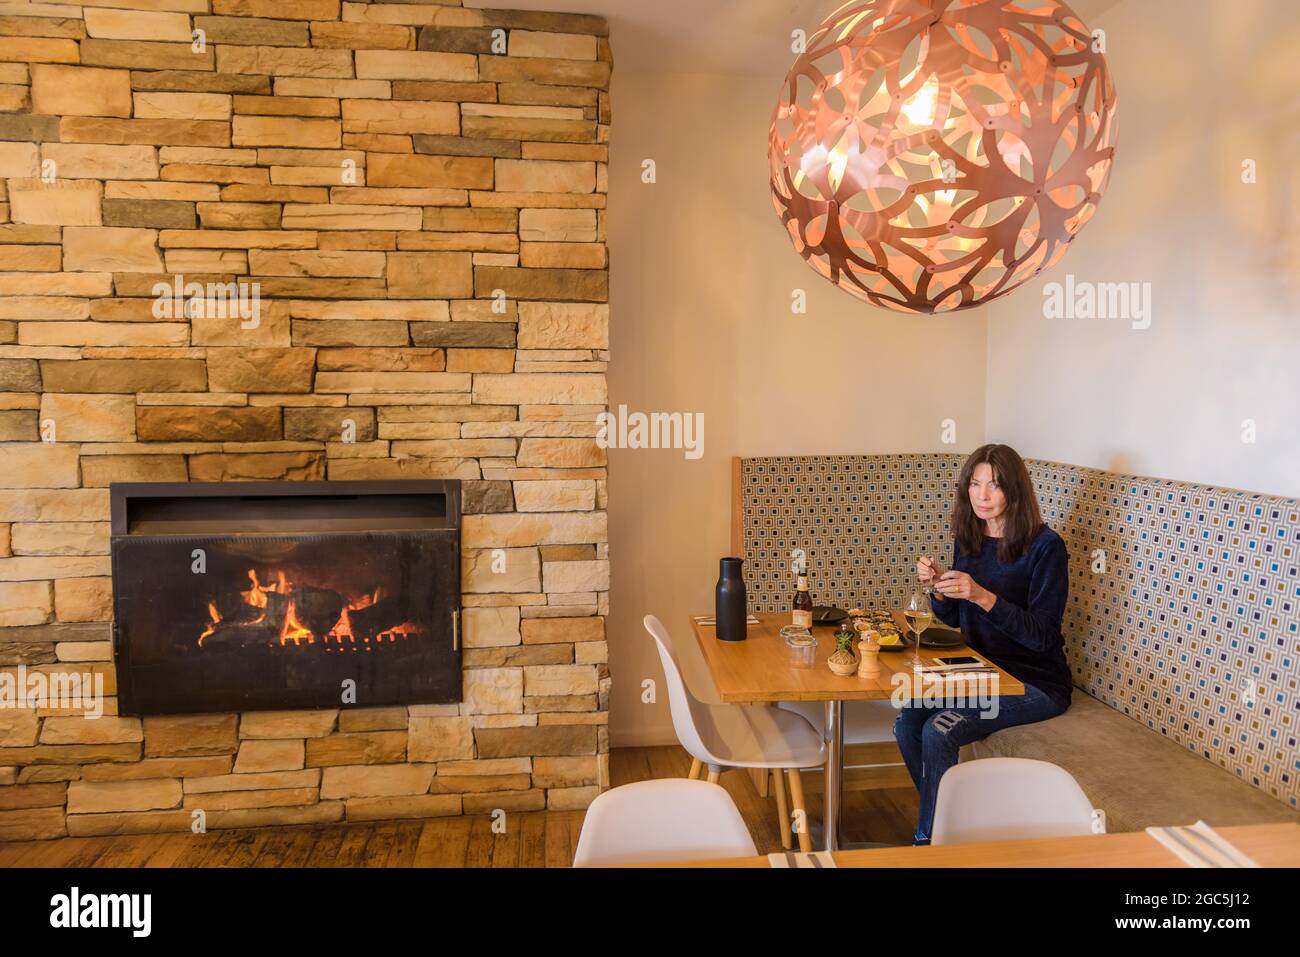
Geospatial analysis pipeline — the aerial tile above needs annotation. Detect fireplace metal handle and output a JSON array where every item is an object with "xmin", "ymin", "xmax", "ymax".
[{"xmin": 452, "ymin": 608, "xmax": 459, "ymax": 651}]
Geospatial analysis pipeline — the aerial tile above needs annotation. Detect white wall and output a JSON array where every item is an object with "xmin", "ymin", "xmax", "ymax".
[
  {"xmin": 985, "ymin": 0, "xmax": 1300, "ymax": 495},
  {"xmin": 605, "ymin": 71, "xmax": 988, "ymax": 747}
]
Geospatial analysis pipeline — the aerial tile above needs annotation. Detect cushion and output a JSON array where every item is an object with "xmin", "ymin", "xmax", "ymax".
[{"xmin": 962, "ymin": 692, "xmax": 1300, "ymax": 833}]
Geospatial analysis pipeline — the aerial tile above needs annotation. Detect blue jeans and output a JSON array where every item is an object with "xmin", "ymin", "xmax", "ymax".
[{"xmin": 892, "ymin": 683, "xmax": 1068, "ymax": 844}]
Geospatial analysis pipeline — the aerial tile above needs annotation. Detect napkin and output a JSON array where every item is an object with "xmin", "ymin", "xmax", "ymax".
[
  {"xmin": 916, "ymin": 663, "xmax": 997, "ymax": 675},
  {"xmin": 1144, "ymin": 820, "xmax": 1261, "ymax": 867},
  {"xmin": 694, "ymin": 615, "xmax": 761, "ymax": 625},
  {"xmin": 767, "ymin": 851, "xmax": 837, "ymax": 868}
]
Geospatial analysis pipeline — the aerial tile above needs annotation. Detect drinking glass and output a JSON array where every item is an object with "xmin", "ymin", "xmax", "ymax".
[{"xmin": 904, "ymin": 590, "xmax": 933, "ymax": 668}]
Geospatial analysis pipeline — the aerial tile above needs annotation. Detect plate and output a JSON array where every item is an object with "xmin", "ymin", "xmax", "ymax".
[
  {"xmin": 811, "ymin": 606, "xmax": 847, "ymax": 624},
  {"xmin": 916, "ymin": 627, "xmax": 965, "ymax": 648},
  {"xmin": 873, "ymin": 632, "xmax": 907, "ymax": 652}
]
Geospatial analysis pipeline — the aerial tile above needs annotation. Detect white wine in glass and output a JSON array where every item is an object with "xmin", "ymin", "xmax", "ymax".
[{"xmin": 904, "ymin": 591, "xmax": 933, "ymax": 668}]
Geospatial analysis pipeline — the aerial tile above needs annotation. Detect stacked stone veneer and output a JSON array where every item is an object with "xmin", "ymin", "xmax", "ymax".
[{"xmin": 0, "ymin": 0, "xmax": 612, "ymax": 840}]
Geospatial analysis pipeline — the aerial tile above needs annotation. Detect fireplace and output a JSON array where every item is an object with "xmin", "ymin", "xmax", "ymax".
[{"xmin": 110, "ymin": 481, "xmax": 462, "ymax": 716}]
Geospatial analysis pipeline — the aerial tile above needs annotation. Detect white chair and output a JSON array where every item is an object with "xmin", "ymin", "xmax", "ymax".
[
  {"xmin": 573, "ymin": 778, "xmax": 758, "ymax": 866},
  {"xmin": 644, "ymin": 614, "xmax": 826, "ymax": 852},
  {"xmin": 770, "ymin": 700, "xmax": 902, "ymax": 842},
  {"xmin": 931, "ymin": 757, "xmax": 1106, "ymax": 845}
]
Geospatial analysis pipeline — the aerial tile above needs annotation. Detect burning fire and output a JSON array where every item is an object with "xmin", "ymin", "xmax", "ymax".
[{"xmin": 199, "ymin": 568, "xmax": 417, "ymax": 652}]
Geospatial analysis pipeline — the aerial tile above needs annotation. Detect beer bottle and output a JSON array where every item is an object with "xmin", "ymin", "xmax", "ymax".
[{"xmin": 792, "ymin": 560, "xmax": 813, "ymax": 629}]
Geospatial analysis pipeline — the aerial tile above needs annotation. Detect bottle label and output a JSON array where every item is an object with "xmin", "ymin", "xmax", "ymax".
[
  {"xmin": 797, "ymin": 576, "xmax": 808, "ymax": 589},
  {"xmin": 793, "ymin": 609, "xmax": 812, "ymax": 628}
]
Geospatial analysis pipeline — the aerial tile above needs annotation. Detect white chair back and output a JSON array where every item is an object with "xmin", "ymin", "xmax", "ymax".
[
  {"xmin": 931, "ymin": 757, "xmax": 1105, "ymax": 845},
  {"xmin": 573, "ymin": 779, "xmax": 758, "ymax": 866},
  {"xmin": 642, "ymin": 614, "xmax": 723, "ymax": 766}
]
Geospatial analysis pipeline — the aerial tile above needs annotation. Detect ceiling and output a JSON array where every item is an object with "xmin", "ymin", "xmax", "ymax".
[{"xmin": 483, "ymin": 0, "xmax": 1128, "ymax": 75}]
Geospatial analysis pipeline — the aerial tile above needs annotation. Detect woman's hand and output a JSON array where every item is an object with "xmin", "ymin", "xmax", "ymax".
[
  {"xmin": 933, "ymin": 571, "xmax": 997, "ymax": 613},
  {"xmin": 917, "ymin": 556, "xmax": 939, "ymax": 584}
]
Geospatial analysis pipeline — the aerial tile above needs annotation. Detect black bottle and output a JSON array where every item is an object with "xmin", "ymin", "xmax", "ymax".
[{"xmin": 715, "ymin": 557, "xmax": 747, "ymax": 641}]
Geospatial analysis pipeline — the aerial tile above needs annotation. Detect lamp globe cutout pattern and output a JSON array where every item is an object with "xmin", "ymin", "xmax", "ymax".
[{"xmin": 768, "ymin": 0, "xmax": 1118, "ymax": 313}]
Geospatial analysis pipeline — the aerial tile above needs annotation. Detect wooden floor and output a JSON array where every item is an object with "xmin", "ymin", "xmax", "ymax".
[{"xmin": 0, "ymin": 746, "xmax": 919, "ymax": 867}]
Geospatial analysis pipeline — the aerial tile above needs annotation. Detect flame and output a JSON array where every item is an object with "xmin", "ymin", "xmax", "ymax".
[
  {"xmin": 281, "ymin": 599, "xmax": 311, "ymax": 646},
  {"xmin": 199, "ymin": 568, "xmax": 417, "ymax": 652},
  {"xmin": 199, "ymin": 602, "xmax": 220, "ymax": 647},
  {"xmin": 242, "ymin": 569, "xmax": 268, "ymax": 609}
]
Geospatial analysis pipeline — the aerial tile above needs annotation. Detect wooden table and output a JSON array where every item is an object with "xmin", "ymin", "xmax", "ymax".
[
  {"xmin": 651, "ymin": 822, "xmax": 1300, "ymax": 868},
  {"xmin": 688, "ymin": 610, "xmax": 1025, "ymax": 852}
]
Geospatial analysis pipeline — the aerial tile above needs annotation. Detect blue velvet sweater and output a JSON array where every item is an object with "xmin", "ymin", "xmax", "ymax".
[{"xmin": 930, "ymin": 525, "xmax": 1073, "ymax": 710}]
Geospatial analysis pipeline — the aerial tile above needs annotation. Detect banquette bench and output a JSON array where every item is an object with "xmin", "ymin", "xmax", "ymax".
[{"xmin": 732, "ymin": 454, "xmax": 1300, "ymax": 831}]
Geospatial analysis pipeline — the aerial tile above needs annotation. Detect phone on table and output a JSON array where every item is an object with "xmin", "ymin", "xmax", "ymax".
[{"xmin": 935, "ymin": 656, "xmax": 980, "ymax": 666}]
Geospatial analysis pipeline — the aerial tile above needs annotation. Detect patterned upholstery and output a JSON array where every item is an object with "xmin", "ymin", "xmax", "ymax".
[{"xmin": 737, "ymin": 455, "xmax": 1300, "ymax": 809}]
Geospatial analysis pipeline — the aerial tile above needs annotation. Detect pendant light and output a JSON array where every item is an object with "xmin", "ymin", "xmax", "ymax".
[{"xmin": 768, "ymin": 0, "xmax": 1118, "ymax": 313}]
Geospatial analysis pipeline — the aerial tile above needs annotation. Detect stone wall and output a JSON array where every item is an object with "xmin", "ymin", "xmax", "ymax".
[{"xmin": 0, "ymin": 0, "xmax": 611, "ymax": 840}]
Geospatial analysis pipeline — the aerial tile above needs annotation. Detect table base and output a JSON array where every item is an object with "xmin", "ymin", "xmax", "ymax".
[{"xmin": 824, "ymin": 700, "xmax": 844, "ymax": 851}]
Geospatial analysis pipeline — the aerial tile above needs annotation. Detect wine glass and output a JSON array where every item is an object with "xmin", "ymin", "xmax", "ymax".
[{"xmin": 904, "ymin": 590, "xmax": 933, "ymax": 668}]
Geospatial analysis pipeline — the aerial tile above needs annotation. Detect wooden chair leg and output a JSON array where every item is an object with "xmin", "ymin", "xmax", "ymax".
[
  {"xmin": 787, "ymin": 768, "xmax": 812, "ymax": 853},
  {"xmin": 688, "ymin": 758, "xmax": 702, "ymax": 780},
  {"xmin": 706, "ymin": 768, "xmax": 720, "ymax": 784},
  {"xmin": 751, "ymin": 766, "xmax": 769, "ymax": 797},
  {"xmin": 772, "ymin": 769, "xmax": 792, "ymax": 850}
]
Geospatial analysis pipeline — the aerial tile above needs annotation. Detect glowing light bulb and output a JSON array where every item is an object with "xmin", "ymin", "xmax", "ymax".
[
  {"xmin": 827, "ymin": 136, "xmax": 851, "ymax": 193},
  {"xmin": 900, "ymin": 75, "xmax": 939, "ymax": 128}
]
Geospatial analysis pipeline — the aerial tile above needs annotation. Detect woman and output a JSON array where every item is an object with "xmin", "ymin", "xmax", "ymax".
[{"xmin": 894, "ymin": 443, "xmax": 1072, "ymax": 845}]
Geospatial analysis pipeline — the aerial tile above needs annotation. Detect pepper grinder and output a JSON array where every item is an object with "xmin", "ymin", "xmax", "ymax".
[{"xmin": 856, "ymin": 624, "xmax": 881, "ymax": 678}]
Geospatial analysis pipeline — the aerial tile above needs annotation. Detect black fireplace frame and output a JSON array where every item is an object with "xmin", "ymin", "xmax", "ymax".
[
  {"xmin": 110, "ymin": 479, "xmax": 462, "ymax": 534},
  {"xmin": 109, "ymin": 480, "xmax": 463, "ymax": 716}
]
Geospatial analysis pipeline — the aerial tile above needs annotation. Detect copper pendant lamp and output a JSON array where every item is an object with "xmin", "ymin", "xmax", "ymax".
[{"xmin": 768, "ymin": 0, "xmax": 1118, "ymax": 314}]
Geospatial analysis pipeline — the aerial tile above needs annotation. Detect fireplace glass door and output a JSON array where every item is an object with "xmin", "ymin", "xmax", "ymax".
[{"xmin": 110, "ymin": 481, "xmax": 461, "ymax": 715}]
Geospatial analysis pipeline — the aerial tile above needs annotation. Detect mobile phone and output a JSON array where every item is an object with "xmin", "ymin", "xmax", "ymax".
[{"xmin": 935, "ymin": 655, "xmax": 981, "ymax": 666}]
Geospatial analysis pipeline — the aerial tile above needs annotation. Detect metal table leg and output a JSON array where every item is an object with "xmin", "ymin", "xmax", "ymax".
[
  {"xmin": 824, "ymin": 698, "xmax": 892, "ymax": 852},
  {"xmin": 824, "ymin": 699, "xmax": 843, "ymax": 852}
]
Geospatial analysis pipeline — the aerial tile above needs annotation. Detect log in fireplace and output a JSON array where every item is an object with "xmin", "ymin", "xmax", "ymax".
[{"xmin": 109, "ymin": 481, "xmax": 462, "ymax": 715}]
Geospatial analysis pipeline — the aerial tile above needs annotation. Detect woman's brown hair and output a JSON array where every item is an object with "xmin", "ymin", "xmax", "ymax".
[{"xmin": 952, "ymin": 444, "xmax": 1043, "ymax": 562}]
